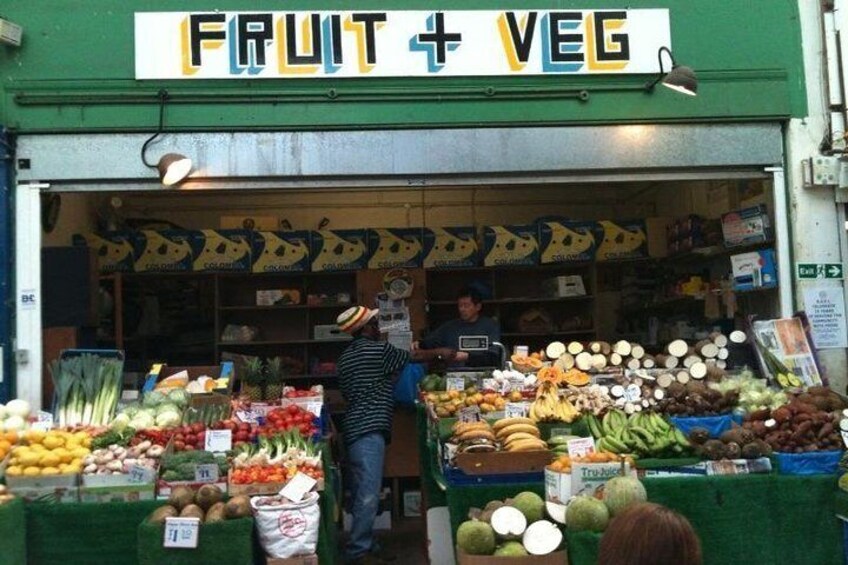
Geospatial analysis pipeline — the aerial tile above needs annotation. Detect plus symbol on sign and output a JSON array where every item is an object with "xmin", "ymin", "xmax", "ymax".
[{"xmin": 410, "ymin": 13, "xmax": 463, "ymax": 72}]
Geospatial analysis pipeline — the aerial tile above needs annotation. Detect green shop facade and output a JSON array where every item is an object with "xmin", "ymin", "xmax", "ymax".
[
  {"xmin": 3, "ymin": 2, "xmax": 845, "ymax": 565},
  {"xmin": 1, "ymin": 0, "xmax": 808, "ymax": 411}
]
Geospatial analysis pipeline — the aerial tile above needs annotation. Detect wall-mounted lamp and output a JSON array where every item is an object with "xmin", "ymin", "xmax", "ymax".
[
  {"xmin": 141, "ymin": 89, "xmax": 193, "ymax": 186},
  {"xmin": 645, "ymin": 46, "xmax": 697, "ymax": 97}
]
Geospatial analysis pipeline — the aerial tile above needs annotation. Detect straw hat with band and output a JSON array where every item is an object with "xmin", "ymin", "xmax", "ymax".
[{"xmin": 337, "ymin": 306, "xmax": 379, "ymax": 334}]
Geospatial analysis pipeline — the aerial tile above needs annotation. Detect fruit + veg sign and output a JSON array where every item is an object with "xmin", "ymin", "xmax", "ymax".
[{"xmin": 135, "ymin": 9, "xmax": 671, "ymax": 79}]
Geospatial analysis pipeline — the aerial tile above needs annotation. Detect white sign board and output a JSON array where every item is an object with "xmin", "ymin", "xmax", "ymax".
[
  {"xmin": 163, "ymin": 518, "xmax": 200, "ymax": 549},
  {"xmin": 19, "ymin": 289, "xmax": 37, "ymax": 310},
  {"xmin": 135, "ymin": 9, "xmax": 671, "ymax": 79},
  {"xmin": 803, "ymin": 287, "xmax": 848, "ymax": 349}
]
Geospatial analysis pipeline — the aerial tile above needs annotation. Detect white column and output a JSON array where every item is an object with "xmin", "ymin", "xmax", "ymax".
[
  {"xmin": 787, "ymin": 2, "xmax": 848, "ymax": 392},
  {"xmin": 14, "ymin": 183, "xmax": 44, "ymax": 410}
]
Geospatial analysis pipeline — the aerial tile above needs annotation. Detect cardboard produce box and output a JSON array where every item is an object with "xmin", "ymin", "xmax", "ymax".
[
  {"xmin": 454, "ymin": 450, "xmax": 552, "ymax": 476},
  {"xmin": 228, "ymin": 469, "xmax": 325, "ymax": 497},
  {"xmin": 483, "ymin": 225, "xmax": 539, "ymax": 267},
  {"xmin": 188, "ymin": 229, "xmax": 252, "ymax": 272},
  {"xmin": 423, "ymin": 227, "xmax": 479, "ymax": 268},
  {"xmin": 456, "ymin": 548, "xmax": 568, "ymax": 564},
  {"xmin": 132, "ymin": 230, "xmax": 194, "ymax": 272},
  {"xmin": 252, "ymin": 231, "xmax": 311, "ymax": 273},
  {"xmin": 310, "ymin": 229, "xmax": 368, "ymax": 272},
  {"xmin": 595, "ymin": 220, "xmax": 648, "ymax": 261},
  {"xmin": 538, "ymin": 220, "xmax": 597, "ymax": 264},
  {"xmin": 5, "ymin": 473, "xmax": 79, "ymax": 503},
  {"xmin": 73, "ymin": 232, "xmax": 135, "ymax": 272},
  {"xmin": 367, "ymin": 228, "xmax": 423, "ymax": 269},
  {"xmin": 80, "ymin": 466, "xmax": 158, "ymax": 503}
]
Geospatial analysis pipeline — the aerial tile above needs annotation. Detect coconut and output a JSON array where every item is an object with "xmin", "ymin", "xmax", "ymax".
[
  {"xmin": 195, "ymin": 484, "xmax": 224, "ymax": 511},
  {"xmin": 225, "ymin": 495, "xmax": 253, "ymax": 519},
  {"xmin": 168, "ymin": 486, "xmax": 196, "ymax": 511},
  {"xmin": 148, "ymin": 505, "xmax": 178, "ymax": 524},
  {"xmin": 204, "ymin": 502, "xmax": 227, "ymax": 523},
  {"xmin": 180, "ymin": 504, "xmax": 205, "ymax": 521}
]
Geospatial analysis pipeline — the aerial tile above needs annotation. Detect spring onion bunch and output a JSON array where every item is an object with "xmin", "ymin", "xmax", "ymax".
[{"xmin": 48, "ymin": 353, "xmax": 123, "ymax": 427}]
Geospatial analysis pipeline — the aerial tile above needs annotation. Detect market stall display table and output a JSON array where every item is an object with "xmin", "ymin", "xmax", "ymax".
[{"xmin": 442, "ymin": 471, "xmax": 844, "ymax": 565}]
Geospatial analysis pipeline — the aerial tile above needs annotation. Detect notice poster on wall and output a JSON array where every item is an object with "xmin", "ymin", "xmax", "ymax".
[
  {"xmin": 803, "ymin": 287, "xmax": 848, "ymax": 349},
  {"xmin": 751, "ymin": 317, "xmax": 823, "ymax": 387}
]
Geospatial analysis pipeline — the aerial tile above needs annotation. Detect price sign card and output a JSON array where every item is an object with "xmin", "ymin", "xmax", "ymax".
[
  {"xmin": 204, "ymin": 430, "xmax": 232, "ymax": 453},
  {"xmin": 842, "ymin": 430, "xmax": 848, "ymax": 449},
  {"xmin": 446, "ymin": 377, "xmax": 465, "ymax": 391},
  {"xmin": 279, "ymin": 471, "xmax": 317, "ymax": 502},
  {"xmin": 482, "ymin": 378, "xmax": 497, "ymax": 391},
  {"xmin": 235, "ymin": 410, "xmax": 258, "ymax": 424},
  {"xmin": 567, "ymin": 437, "xmax": 596, "ymax": 458},
  {"xmin": 458, "ymin": 406, "xmax": 482, "ymax": 423},
  {"xmin": 129, "ymin": 464, "xmax": 153, "ymax": 484},
  {"xmin": 194, "ymin": 464, "xmax": 220, "ymax": 483},
  {"xmin": 163, "ymin": 517, "xmax": 200, "ymax": 549},
  {"xmin": 624, "ymin": 384, "xmax": 642, "ymax": 403},
  {"xmin": 305, "ymin": 402, "xmax": 323, "ymax": 417},
  {"xmin": 505, "ymin": 402, "xmax": 529, "ymax": 419},
  {"xmin": 550, "ymin": 427, "xmax": 572, "ymax": 439},
  {"xmin": 32, "ymin": 411, "xmax": 54, "ymax": 432}
]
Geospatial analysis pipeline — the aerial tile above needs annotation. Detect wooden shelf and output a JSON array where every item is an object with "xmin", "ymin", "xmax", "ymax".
[
  {"xmin": 218, "ymin": 304, "xmax": 350, "ymax": 311},
  {"xmin": 621, "ymin": 295, "xmax": 704, "ymax": 315},
  {"xmin": 218, "ymin": 339, "xmax": 351, "ymax": 346},
  {"xmin": 502, "ymin": 329, "xmax": 596, "ymax": 338},
  {"xmin": 734, "ymin": 285, "xmax": 778, "ymax": 295},
  {"xmin": 428, "ymin": 295, "xmax": 593, "ymax": 306},
  {"xmin": 664, "ymin": 239, "xmax": 775, "ymax": 263}
]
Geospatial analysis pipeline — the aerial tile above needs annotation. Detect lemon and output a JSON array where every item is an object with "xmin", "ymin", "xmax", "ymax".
[
  {"xmin": 42, "ymin": 435, "xmax": 64, "ymax": 450},
  {"xmin": 65, "ymin": 461, "xmax": 82, "ymax": 474},
  {"xmin": 82, "ymin": 437, "xmax": 92, "ymax": 448},
  {"xmin": 26, "ymin": 429, "xmax": 47, "ymax": 444},
  {"xmin": 72, "ymin": 447, "xmax": 90, "ymax": 459},
  {"xmin": 29, "ymin": 444, "xmax": 46, "ymax": 453},
  {"xmin": 39, "ymin": 452, "xmax": 61, "ymax": 468},
  {"xmin": 54, "ymin": 448, "xmax": 73, "ymax": 464},
  {"xmin": 40, "ymin": 467, "xmax": 60, "ymax": 476},
  {"xmin": 73, "ymin": 431, "xmax": 89, "ymax": 442},
  {"xmin": 23, "ymin": 466, "xmax": 41, "ymax": 477},
  {"xmin": 18, "ymin": 452, "xmax": 42, "ymax": 468},
  {"xmin": 5, "ymin": 465, "xmax": 22, "ymax": 476}
]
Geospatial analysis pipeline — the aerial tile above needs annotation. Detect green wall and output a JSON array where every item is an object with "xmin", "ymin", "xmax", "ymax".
[{"xmin": 0, "ymin": 0, "xmax": 806, "ymax": 132}]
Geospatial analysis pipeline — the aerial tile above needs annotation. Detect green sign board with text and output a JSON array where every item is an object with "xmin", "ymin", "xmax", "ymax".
[{"xmin": 797, "ymin": 263, "xmax": 843, "ymax": 280}]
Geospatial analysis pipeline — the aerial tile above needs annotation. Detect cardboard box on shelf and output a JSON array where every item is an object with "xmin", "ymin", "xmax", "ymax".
[
  {"xmin": 731, "ymin": 249, "xmax": 777, "ymax": 291},
  {"xmin": 310, "ymin": 230, "xmax": 368, "ymax": 272},
  {"xmin": 423, "ymin": 227, "xmax": 479, "ymax": 268},
  {"xmin": 132, "ymin": 230, "xmax": 194, "ymax": 273},
  {"xmin": 483, "ymin": 225, "xmax": 539, "ymax": 267},
  {"xmin": 256, "ymin": 289, "xmax": 302, "ymax": 306},
  {"xmin": 595, "ymin": 220, "xmax": 648, "ymax": 261},
  {"xmin": 73, "ymin": 232, "xmax": 135, "ymax": 273},
  {"xmin": 403, "ymin": 490, "xmax": 422, "ymax": 518},
  {"xmin": 368, "ymin": 228, "xmax": 424, "ymax": 269},
  {"xmin": 541, "ymin": 275, "xmax": 586, "ymax": 298},
  {"xmin": 252, "ymin": 231, "xmax": 311, "ymax": 273},
  {"xmin": 721, "ymin": 204, "xmax": 772, "ymax": 247},
  {"xmin": 142, "ymin": 362, "xmax": 235, "ymax": 395},
  {"xmin": 538, "ymin": 220, "xmax": 597, "ymax": 264},
  {"xmin": 188, "ymin": 229, "xmax": 252, "ymax": 272},
  {"xmin": 646, "ymin": 217, "xmax": 671, "ymax": 258}
]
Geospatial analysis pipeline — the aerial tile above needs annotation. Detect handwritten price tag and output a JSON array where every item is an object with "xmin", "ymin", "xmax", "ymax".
[
  {"xmin": 482, "ymin": 378, "xmax": 497, "ymax": 391},
  {"xmin": 505, "ymin": 402, "xmax": 529, "ymax": 419},
  {"xmin": 458, "ymin": 406, "xmax": 482, "ymax": 423},
  {"xmin": 163, "ymin": 517, "xmax": 200, "ymax": 549},
  {"xmin": 235, "ymin": 410, "xmax": 258, "ymax": 424},
  {"xmin": 32, "ymin": 411, "xmax": 54, "ymax": 432},
  {"xmin": 279, "ymin": 471, "xmax": 317, "ymax": 502},
  {"xmin": 446, "ymin": 377, "xmax": 465, "ymax": 392},
  {"xmin": 550, "ymin": 427, "xmax": 572, "ymax": 439},
  {"xmin": 194, "ymin": 464, "xmax": 219, "ymax": 483},
  {"xmin": 305, "ymin": 402, "xmax": 323, "ymax": 417},
  {"xmin": 204, "ymin": 430, "xmax": 232, "ymax": 453},
  {"xmin": 567, "ymin": 437, "xmax": 596, "ymax": 458},
  {"xmin": 624, "ymin": 384, "xmax": 642, "ymax": 403},
  {"xmin": 129, "ymin": 465, "xmax": 151, "ymax": 484}
]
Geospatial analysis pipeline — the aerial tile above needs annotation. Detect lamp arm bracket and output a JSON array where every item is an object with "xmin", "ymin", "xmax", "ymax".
[{"xmin": 140, "ymin": 89, "xmax": 169, "ymax": 170}]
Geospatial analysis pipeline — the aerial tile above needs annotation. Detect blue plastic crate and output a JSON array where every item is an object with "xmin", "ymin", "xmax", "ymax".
[
  {"xmin": 774, "ymin": 450, "xmax": 842, "ymax": 475},
  {"xmin": 443, "ymin": 466, "xmax": 544, "ymax": 487},
  {"xmin": 669, "ymin": 413, "xmax": 743, "ymax": 439}
]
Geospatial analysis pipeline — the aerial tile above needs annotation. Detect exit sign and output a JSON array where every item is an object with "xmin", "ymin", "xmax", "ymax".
[{"xmin": 797, "ymin": 263, "xmax": 844, "ymax": 280}]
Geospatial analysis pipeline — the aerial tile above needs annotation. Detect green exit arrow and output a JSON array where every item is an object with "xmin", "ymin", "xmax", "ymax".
[{"xmin": 826, "ymin": 264, "xmax": 843, "ymax": 279}]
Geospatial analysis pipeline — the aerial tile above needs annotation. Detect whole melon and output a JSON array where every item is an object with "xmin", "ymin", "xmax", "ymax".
[
  {"xmin": 603, "ymin": 476, "xmax": 647, "ymax": 517},
  {"xmin": 494, "ymin": 541, "xmax": 528, "ymax": 557},
  {"xmin": 511, "ymin": 491, "xmax": 545, "ymax": 523},
  {"xmin": 566, "ymin": 496, "xmax": 610, "ymax": 532},
  {"xmin": 456, "ymin": 520, "xmax": 497, "ymax": 555}
]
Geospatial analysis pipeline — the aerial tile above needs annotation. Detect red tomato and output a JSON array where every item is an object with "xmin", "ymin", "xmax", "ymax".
[
  {"xmin": 186, "ymin": 434, "xmax": 197, "ymax": 445},
  {"xmin": 173, "ymin": 440, "xmax": 186, "ymax": 451}
]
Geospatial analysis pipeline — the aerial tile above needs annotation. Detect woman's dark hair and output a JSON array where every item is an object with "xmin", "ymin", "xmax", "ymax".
[
  {"xmin": 598, "ymin": 503, "xmax": 702, "ymax": 565},
  {"xmin": 457, "ymin": 286, "xmax": 483, "ymax": 305}
]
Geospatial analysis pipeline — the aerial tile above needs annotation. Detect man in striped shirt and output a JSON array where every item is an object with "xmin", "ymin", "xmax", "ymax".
[{"xmin": 336, "ymin": 305, "xmax": 455, "ymax": 564}]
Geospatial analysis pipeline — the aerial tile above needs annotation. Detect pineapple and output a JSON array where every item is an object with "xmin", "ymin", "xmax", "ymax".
[
  {"xmin": 241, "ymin": 357, "xmax": 266, "ymax": 402},
  {"xmin": 265, "ymin": 357, "xmax": 284, "ymax": 400}
]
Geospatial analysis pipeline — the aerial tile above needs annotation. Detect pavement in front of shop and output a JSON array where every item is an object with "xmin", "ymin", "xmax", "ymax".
[{"xmin": 341, "ymin": 517, "xmax": 429, "ymax": 564}]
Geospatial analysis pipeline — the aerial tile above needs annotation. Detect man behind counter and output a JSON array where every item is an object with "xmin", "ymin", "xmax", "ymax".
[{"xmin": 416, "ymin": 286, "xmax": 501, "ymax": 367}]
